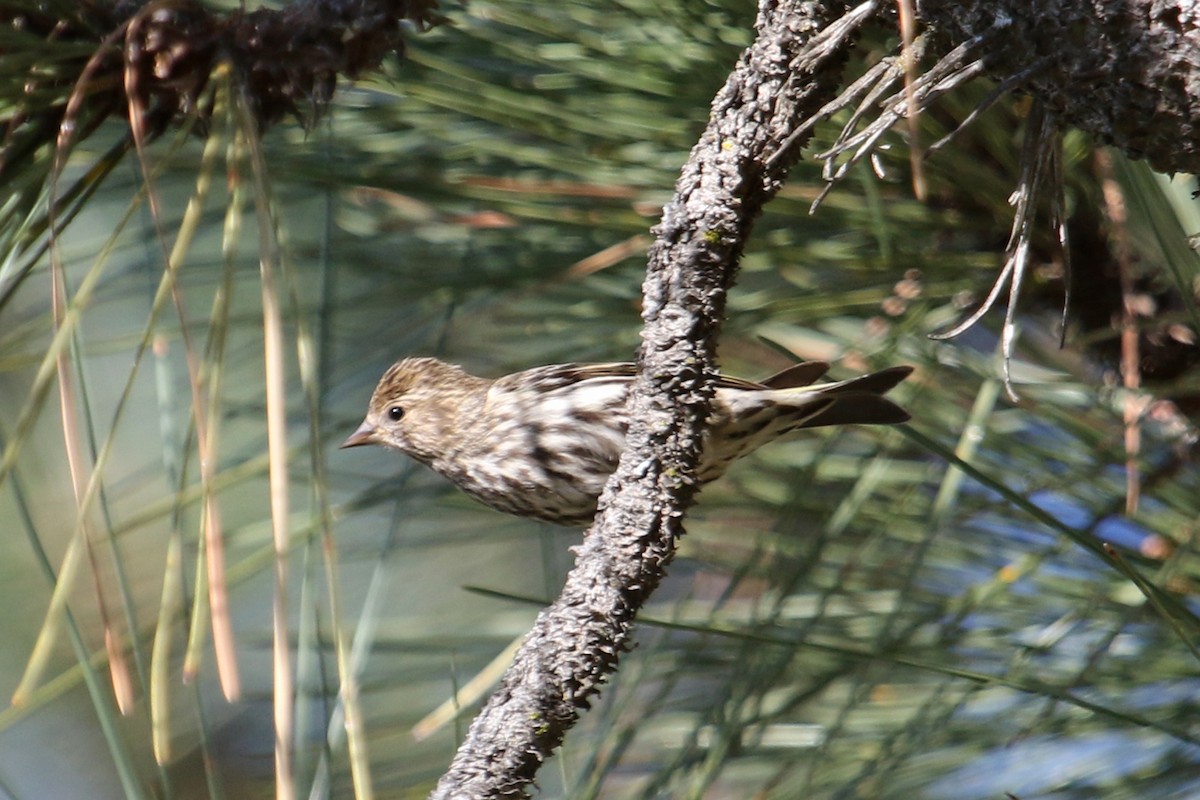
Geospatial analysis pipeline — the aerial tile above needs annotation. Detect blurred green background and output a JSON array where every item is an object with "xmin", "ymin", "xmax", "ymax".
[{"xmin": 1, "ymin": 0, "xmax": 1198, "ymax": 797}]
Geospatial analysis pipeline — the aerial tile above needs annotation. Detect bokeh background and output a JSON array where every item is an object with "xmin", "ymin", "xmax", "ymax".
[{"xmin": 1, "ymin": 0, "xmax": 1198, "ymax": 797}]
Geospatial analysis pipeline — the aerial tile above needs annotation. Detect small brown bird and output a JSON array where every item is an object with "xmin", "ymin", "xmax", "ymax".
[{"xmin": 343, "ymin": 357, "xmax": 912, "ymax": 525}]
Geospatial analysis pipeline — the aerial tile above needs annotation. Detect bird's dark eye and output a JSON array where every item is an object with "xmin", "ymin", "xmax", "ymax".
[{"xmin": 387, "ymin": 406, "xmax": 405, "ymax": 421}]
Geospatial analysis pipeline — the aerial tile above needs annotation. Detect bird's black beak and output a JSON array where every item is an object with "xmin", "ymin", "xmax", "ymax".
[{"xmin": 341, "ymin": 421, "xmax": 378, "ymax": 449}]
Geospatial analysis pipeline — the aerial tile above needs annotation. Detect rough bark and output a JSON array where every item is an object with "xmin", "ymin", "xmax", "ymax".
[
  {"xmin": 429, "ymin": 0, "xmax": 861, "ymax": 797},
  {"xmin": 918, "ymin": 0, "xmax": 1200, "ymax": 175}
]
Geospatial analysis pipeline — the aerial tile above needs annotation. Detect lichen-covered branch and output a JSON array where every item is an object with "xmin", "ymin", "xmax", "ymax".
[
  {"xmin": 429, "ymin": 1, "xmax": 872, "ymax": 797},
  {"xmin": 919, "ymin": 0, "xmax": 1200, "ymax": 175}
]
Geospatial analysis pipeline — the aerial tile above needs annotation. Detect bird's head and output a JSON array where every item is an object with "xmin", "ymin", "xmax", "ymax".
[{"xmin": 341, "ymin": 357, "xmax": 486, "ymax": 463}]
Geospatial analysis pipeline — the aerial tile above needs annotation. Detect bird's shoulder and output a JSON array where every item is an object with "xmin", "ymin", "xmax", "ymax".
[{"xmin": 493, "ymin": 363, "xmax": 635, "ymax": 393}]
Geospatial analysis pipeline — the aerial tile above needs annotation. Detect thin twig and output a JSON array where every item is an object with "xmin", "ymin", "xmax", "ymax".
[
  {"xmin": 897, "ymin": 0, "xmax": 925, "ymax": 200},
  {"xmin": 769, "ymin": 53, "xmax": 902, "ymax": 168},
  {"xmin": 931, "ymin": 103, "xmax": 1062, "ymax": 402},
  {"xmin": 925, "ymin": 57, "xmax": 1054, "ymax": 157},
  {"xmin": 792, "ymin": 0, "xmax": 882, "ymax": 73},
  {"xmin": 1096, "ymin": 149, "xmax": 1144, "ymax": 515},
  {"xmin": 806, "ymin": 22, "xmax": 1008, "ymax": 210},
  {"xmin": 767, "ymin": 3, "xmax": 896, "ymax": 168}
]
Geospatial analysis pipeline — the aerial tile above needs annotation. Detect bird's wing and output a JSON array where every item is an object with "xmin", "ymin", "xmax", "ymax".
[
  {"xmin": 501, "ymin": 363, "xmax": 913, "ymax": 397},
  {"xmin": 500, "ymin": 363, "xmax": 771, "ymax": 393},
  {"xmin": 495, "ymin": 363, "xmax": 636, "ymax": 393}
]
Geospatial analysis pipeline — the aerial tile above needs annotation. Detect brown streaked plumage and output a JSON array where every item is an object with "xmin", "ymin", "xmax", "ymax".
[{"xmin": 343, "ymin": 357, "xmax": 912, "ymax": 525}]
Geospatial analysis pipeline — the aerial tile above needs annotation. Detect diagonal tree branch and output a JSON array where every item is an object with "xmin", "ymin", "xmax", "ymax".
[{"xmin": 430, "ymin": 0, "xmax": 873, "ymax": 797}]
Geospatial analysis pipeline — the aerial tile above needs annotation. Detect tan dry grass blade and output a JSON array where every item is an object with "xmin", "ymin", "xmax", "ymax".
[
  {"xmin": 9, "ymin": 173, "xmax": 169, "ymax": 707},
  {"xmin": 285, "ymin": 271, "xmax": 376, "ymax": 794},
  {"xmin": 320, "ymin": 530, "xmax": 374, "ymax": 800},
  {"xmin": 124, "ymin": 54, "xmax": 243, "ymax": 703},
  {"xmin": 50, "ymin": 261, "xmax": 135, "ymax": 714},
  {"xmin": 151, "ymin": 530, "xmax": 183, "ymax": 764},
  {"xmin": 183, "ymin": 497, "xmax": 211, "ymax": 684},
  {"xmin": 12, "ymin": 536, "xmax": 85, "ymax": 708},
  {"xmin": 10, "ymin": 53, "xmax": 152, "ymax": 707},
  {"xmin": 238, "ymin": 98, "xmax": 297, "ymax": 800},
  {"xmin": 3, "ymin": 31, "xmax": 153, "ymax": 712}
]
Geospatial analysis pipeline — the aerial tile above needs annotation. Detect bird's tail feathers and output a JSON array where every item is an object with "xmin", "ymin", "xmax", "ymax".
[
  {"xmin": 800, "ymin": 392, "xmax": 910, "ymax": 427},
  {"xmin": 781, "ymin": 365, "xmax": 913, "ymax": 428},
  {"xmin": 815, "ymin": 365, "xmax": 913, "ymax": 396}
]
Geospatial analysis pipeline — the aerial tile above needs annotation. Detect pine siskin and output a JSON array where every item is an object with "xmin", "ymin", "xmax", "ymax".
[{"xmin": 342, "ymin": 357, "xmax": 912, "ymax": 525}]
